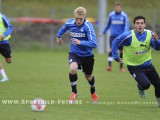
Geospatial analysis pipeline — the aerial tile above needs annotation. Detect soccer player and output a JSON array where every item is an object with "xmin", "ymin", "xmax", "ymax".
[
  {"xmin": 56, "ymin": 7, "xmax": 98, "ymax": 104},
  {"xmin": 0, "ymin": 13, "xmax": 13, "ymax": 82},
  {"xmin": 112, "ymin": 15, "xmax": 160, "ymax": 107},
  {"xmin": 100, "ymin": 1, "xmax": 130, "ymax": 72}
]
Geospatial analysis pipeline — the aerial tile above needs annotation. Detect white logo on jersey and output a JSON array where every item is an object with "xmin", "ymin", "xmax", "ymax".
[
  {"xmin": 120, "ymin": 17, "xmax": 124, "ymax": 20},
  {"xmin": 69, "ymin": 59, "xmax": 73, "ymax": 63},
  {"xmin": 80, "ymin": 28, "xmax": 84, "ymax": 32},
  {"xmin": 132, "ymin": 73, "xmax": 136, "ymax": 78},
  {"xmin": 70, "ymin": 32, "xmax": 85, "ymax": 37},
  {"xmin": 112, "ymin": 20, "xmax": 124, "ymax": 24}
]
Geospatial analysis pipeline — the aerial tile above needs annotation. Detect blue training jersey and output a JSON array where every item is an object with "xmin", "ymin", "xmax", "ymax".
[
  {"xmin": 112, "ymin": 29, "xmax": 160, "ymax": 67},
  {"xmin": 0, "ymin": 13, "xmax": 13, "ymax": 44},
  {"xmin": 57, "ymin": 18, "xmax": 97, "ymax": 57},
  {"xmin": 102, "ymin": 11, "xmax": 130, "ymax": 37}
]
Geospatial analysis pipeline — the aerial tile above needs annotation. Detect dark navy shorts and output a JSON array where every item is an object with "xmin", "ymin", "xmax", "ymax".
[
  {"xmin": 110, "ymin": 36, "xmax": 123, "ymax": 50},
  {"xmin": 127, "ymin": 64, "xmax": 160, "ymax": 90},
  {"xmin": 69, "ymin": 52, "xmax": 94, "ymax": 75},
  {"xmin": 0, "ymin": 43, "xmax": 12, "ymax": 58}
]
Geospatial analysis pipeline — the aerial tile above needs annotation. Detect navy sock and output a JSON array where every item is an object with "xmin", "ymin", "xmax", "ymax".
[
  {"xmin": 108, "ymin": 52, "xmax": 112, "ymax": 67},
  {"xmin": 88, "ymin": 76, "xmax": 95, "ymax": 94},
  {"xmin": 120, "ymin": 63, "xmax": 123, "ymax": 69},
  {"xmin": 69, "ymin": 73, "xmax": 78, "ymax": 94},
  {"xmin": 120, "ymin": 53, "xmax": 123, "ymax": 69},
  {"xmin": 109, "ymin": 61, "xmax": 112, "ymax": 67}
]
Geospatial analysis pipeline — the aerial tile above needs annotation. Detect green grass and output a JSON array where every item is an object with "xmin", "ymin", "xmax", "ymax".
[{"xmin": 0, "ymin": 49, "xmax": 160, "ymax": 120}]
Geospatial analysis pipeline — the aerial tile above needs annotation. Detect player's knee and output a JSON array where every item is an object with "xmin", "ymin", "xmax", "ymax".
[
  {"xmin": 6, "ymin": 60, "xmax": 12, "ymax": 63},
  {"xmin": 70, "ymin": 68, "xmax": 77, "ymax": 74},
  {"xmin": 69, "ymin": 62, "xmax": 78, "ymax": 74},
  {"xmin": 85, "ymin": 75, "xmax": 92, "ymax": 81},
  {"xmin": 6, "ymin": 58, "xmax": 12, "ymax": 63},
  {"xmin": 141, "ymin": 83, "xmax": 150, "ymax": 90}
]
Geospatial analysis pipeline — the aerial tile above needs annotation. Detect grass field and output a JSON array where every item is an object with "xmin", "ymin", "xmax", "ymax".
[
  {"xmin": 0, "ymin": 49, "xmax": 160, "ymax": 120},
  {"xmin": 1, "ymin": 0, "xmax": 160, "ymax": 119}
]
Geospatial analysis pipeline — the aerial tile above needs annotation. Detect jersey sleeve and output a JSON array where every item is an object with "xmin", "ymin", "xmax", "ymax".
[
  {"xmin": 151, "ymin": 31, "xmax": 160, "ymax": 50},
  {"xmin": 112, "ymin": 31, "xmax": 132, "ymax": 61},
  {"xmin": 102, "ymin": 13, "xmax": 111, "ymax": 34},
  {"xmin": 2, "ymin": 14, "xmax": 13, "ymax": 37},
  {"xmin": 57, "ymin": 21, "xmax": 70, "ymax": 38},
  {"xmin": 80, "ymin": 22, "xmax": 97, "ymax": 48},
  {"xmin": 124, "ymin": 13, "xmax": 130, "ymax": 32}
]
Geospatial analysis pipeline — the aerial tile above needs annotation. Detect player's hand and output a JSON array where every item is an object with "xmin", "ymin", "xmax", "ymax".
[
  {"xmin": 115, "ymin": 58, "xmax": 123, "ymax": 63},
  {"xmin": 72, "ymin": 38, "xmax": 81, "ymax": 45},
  {"xmin": 56, "ymin": 37, "xmax": 63, "ymax": 45},
  {"xmin": 152, "ymin": 32, "xmax": 158, "ymax": 41},
  {"xmin": 119, "ymin": 58, "xmax": 123, "ymax": 63},
  {"xmin": 0, "ymin": 35, "xmax": 5, "ymax": 40}
]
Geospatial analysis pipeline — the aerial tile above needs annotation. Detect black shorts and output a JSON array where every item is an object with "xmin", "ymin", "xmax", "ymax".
[
  {"xmin": 69, "ymin": 52, "xmax": 94, "ymax": 75},
  {"xmin": 110, "ymin": 36, "xmax": 123, "ymax": 50},
  {"xmin": 127, "ymin": 64, "xmax": 160, "ymax": 88},
  {"xmin": 0, "ymin": 43, "xmax": 12, "ymax": 58}
]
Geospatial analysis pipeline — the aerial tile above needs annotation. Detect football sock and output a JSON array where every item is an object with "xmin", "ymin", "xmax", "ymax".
[
  {"xmin": 0, "ymin": 69, "xmax": 7, "ymax": 78},
  {"xmin": 88, "ymin": 76, "xmax": 95, "ymax": 94},
  {"xmin": 120, "ymin": 63, "xmax": 123, "ymax": 69},
  {"xmin": 108, "ymin": 52, "xmax": 113, "ymax": 67},
  {"xmin": 108, "ymin": 61, "xmax": 111, "ymax": 67},
  {"xmin": 69, "ymin": 73, "xmax": 77, "ymax": 94},
  {"xmin": 120, "ymin": 53, "xmax": 123, "ymax": 69}
]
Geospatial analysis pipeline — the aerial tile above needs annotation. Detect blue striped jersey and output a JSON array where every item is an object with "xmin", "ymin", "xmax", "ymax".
[
  {"xmin": 57, "ymin": 18, "xmax": 97, "ymax": 57},
  {"xmin": 102, "ymin": 11, "xmax": 130, "ymax": 37}
]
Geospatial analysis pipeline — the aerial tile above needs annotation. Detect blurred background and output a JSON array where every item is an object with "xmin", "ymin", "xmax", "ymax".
[{"xmin": 1, "ymin": 0, "xmax": 160, "ymax": 51}]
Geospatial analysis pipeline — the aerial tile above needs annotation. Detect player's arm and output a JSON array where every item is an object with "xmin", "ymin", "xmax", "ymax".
[
  {"xmin": 112, "ymin": 36, "xmax": 122, "ymax": 62},
  {"xmin": 151, "ymin": 32, "xmax": 160, "ymax": 50},
  {"xmin": 124, "ymin": 14, "xmax": 130, "ymax": 32},
  {"xmin": 101, "ymin": 15, "xmax": 111, "ymax": 35},
  {"xmin": 0, "ymin": 14, "xmax": 13, "ymax": 40},
  {"xmin": 112, "ymin": 31, "xmax": 132, "ymax": 62},
  {"xmin": 56, "ymin": 23, "xmax": 69, "ymax": 45}
]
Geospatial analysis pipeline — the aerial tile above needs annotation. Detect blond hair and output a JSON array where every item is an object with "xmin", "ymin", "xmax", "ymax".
[
  {"xmin": 73, "ymin": 7, "xmax": 86, "ymax": 17},
  {"xmin": 115, "ymin": 1, "xmax": 121, "ymax": 6}
]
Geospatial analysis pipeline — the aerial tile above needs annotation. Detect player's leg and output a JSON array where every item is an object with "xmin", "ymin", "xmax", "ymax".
[
  {"xmin": 81, "ymin": 55, "xmax": 98, "ymax": 103},
  {"xmin": 128, "ymin": 67, "xmax": 150, "ymax": 99},
  {"xmin": 145, "ymin": 65, "xmax": 160, "ymax": 107},
  {"xmin": 106, "ymin": 36, "xmax": 115, "ymax": 71},
  {"xmin": 119, "ymin": 48, "xmax": 125, "ymax": 72},
  {"xmin": 135, "ymin": 72, "xmax": 150, "ymax": 99},
  {"xmin": 69, "ymin": 62, "xmax": 78, "ymax": 94},
  {"xmin": 5, "ymin": 57, "xmax": 12, "ymax": 63},
  {"xmin": 68, "ymin": 53, "xmax": 79, "ymax": 104},
  {"xmin": 0, "ymin": 44, "xmax": 12, "ymax": 82},
  {"xmin": 85, "ymin": 74, "xmax": 98, "ymax": 104},
  {"xmin": 85, "ymin": 75, "xmax": 95, "ymax": 94},
  {"xmin": 0, "ymin": 62, "xmax": 8, "ymax": 82},
  {"xmin": 106, "ymin": 49, "xmax": 112, "ymax": 71}
]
